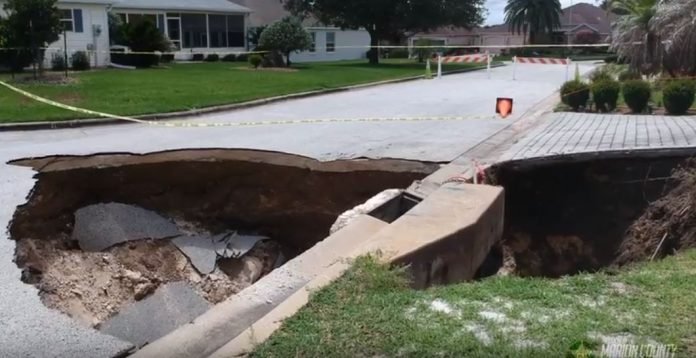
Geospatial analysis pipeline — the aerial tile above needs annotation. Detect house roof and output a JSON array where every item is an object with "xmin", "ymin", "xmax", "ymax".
[
  {"xmin": 234, "ymin": 0, "xmax": 325, "ymax": 27},
  {"xmin": 412, "ymin": 26, "xmax": 476, "ymax": 38},
  {"xmin": 234, "ymin": 0, "xmax": 288, "ymax": 26},
  {"xmin": 477, "ymin": 24, "xmax": 516, "ymax": 34},
  {"xmin": 559, "ymin": 3, "xmax": 611, "ymax": 34},
  {"xmin": 113, "ymin": 0, "xmax": 250, "ymax": 13}
]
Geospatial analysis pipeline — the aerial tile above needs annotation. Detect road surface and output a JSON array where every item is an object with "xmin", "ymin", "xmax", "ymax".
[{"xmin": 0, "ymin": 62, "xmax": 595, "ymax": 357}]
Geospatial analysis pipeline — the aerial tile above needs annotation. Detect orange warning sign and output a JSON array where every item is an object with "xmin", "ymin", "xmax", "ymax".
[{"xmin": 496, "ymin": 98, "xmax": 513, "ymax": 118}]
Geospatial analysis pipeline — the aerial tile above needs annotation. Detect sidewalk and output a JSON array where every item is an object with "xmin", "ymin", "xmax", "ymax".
[{"xmin": 499, "ymin": 112, "xmax": 696, "ymax": 162}]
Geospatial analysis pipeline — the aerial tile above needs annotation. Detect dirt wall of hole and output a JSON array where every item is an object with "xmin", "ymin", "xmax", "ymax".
[
  {"xmin": 489, "ymin": 155, "xmax": 689, "ymax": 277},
  {"xmin": 10, "ymin": 155, "xmax": 436, "ymax": 254}
]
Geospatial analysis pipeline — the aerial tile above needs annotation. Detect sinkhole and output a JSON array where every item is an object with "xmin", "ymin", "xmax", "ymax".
[
  {"xmin": 478, "ymin": 153, "xmax": 696, "ymax": 279},
  {"xmin": 7, "ymin": 149, "xmax": 438, "ymax": 333}
]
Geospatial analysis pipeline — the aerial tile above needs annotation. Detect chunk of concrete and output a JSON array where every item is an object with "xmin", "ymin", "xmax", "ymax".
[
  {"xmin": 172, "ymin": 236, "xmax": 218, "ymax": 274},
  {"xmin": 73, "ymin": 203, "xmax": 180, "ymax": 252},
  {"xmin": 99, "ymin": 282, "xmax": 210, "ymax": 348}
]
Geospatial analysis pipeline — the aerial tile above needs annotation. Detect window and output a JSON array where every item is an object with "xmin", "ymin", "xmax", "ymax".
[
  {"xmin": 209, "ymin": 15, "xmax": 227, "ymax": 48},
  {"xmin": 181, "ymin": 13, "xmax": 208, "ymax": 48},
  {"xmin": 60, "ymin": 9, "xmax": 83, "ymax": 33},
  {"xmin": 309, "ymin": 32, "xmax": 316, "ymax": 52},
  {"xmin": 226, "ymin": 15, "xmax": 244, "ymax": 47},
  {"xmin": 60, "ymin": 9, "xmax": 74, "ymax": 32},
  {"xmin": 326, "ymin": 32, "xmax": 335, "ymax": 52}
]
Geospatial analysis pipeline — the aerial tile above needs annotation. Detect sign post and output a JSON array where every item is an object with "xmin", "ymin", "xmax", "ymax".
[
  {"xmin": 437, "ymin": 54, "xmax": 442, "ymax": 79},
  {"xmin": 565, "ymin": 57, "xmax": 571, "ymax": 81},
  {"xmin": 486, "ymin": 50, "xmax": 491, "ymax": 79},
  {"xmin": 512, "ymin": 56, "xmax": 517, "ymax": 81}
]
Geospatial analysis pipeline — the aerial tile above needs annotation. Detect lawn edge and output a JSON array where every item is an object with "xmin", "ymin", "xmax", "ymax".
[{"xmin": 0, "ymin": 64, "xmax": 503, "ymax": 132}]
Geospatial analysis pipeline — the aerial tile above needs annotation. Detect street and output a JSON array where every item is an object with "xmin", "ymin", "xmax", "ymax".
[{"xmin": 0, "ymin": 62, "xmax": 595, "ymax": 357}]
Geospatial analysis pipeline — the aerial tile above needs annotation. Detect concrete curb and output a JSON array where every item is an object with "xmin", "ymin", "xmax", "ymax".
[{"xmin": 0, "ymin": 64, "xmax": 504, "ymax": 132}]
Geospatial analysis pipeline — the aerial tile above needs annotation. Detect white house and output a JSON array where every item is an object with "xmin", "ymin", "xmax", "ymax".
[
  {"xmin": 111, "ymin": 0, "xmax": 251, "ymax": 60},
  {"xmin": 0, "ymin": 0, "xmax": 251, "ymax": 67},
  {"xmin": 235, "ymin": 0, "xmax": 370, "ymax": 62},
  {"xmin": 0, "ymin": 0, "xmax": 113, "ymax": 67}
]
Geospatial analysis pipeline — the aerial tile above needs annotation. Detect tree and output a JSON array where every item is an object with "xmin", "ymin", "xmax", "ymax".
[
  {"xmin": 650, "ymin": 0, "xmax": 696, "ymax": 76},
  {"xmin": 2, "ymin": 0, "xmax": 61, "ymax": 73},
  {"xmin": 283, "ymin": 0, "xmax": 484, "ymax": 64},
  {"xmin": 122, "ymin": 19, "xmax": 169, "ymax": 53},
  {"xmin": 258, "ymin": 17, "xmax": 311, "ymax": 67},
  {"xmin": 608, "ymin": 0, "xmax": 658, "ymax": 75},
  {"xmin": 108, "ymin": 12, "xmax": 127, "ymax": 46},
  {"xmin": 247, "ymin": 25, "xmax": 267, "ymax": 50},
  {"xmin": 504, "ymin": 0, "xmax": 562, "ymax": 44}
]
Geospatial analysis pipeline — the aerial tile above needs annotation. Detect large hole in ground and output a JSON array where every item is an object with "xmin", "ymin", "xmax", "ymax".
[
  {"xmin": 8, "ymin": 149, "xmax": 438, "ymax": 329},
  {"xmin": 483, "ymin": 154, "xmax": 696, "ymax": 278}
]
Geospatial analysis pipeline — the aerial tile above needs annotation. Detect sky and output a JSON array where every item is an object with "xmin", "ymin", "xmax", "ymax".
[{"xmin": 484, "ymin": 0, "xmax": 595, "ymax": 25}]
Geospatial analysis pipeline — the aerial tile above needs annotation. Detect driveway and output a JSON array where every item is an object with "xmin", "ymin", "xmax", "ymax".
[{"xmin": 0, "ymin": 62, "xmax": 595, "ymax": 357}]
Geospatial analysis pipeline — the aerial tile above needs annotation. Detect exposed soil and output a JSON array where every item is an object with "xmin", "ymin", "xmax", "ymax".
[
  {"xmin": 16, "ymin": 234, "xmax": 280, "ymax": 327},
  {"xmin": 615, "ymin": 159, "xmax": 696, "ymax": 265},
  {"xmin": 488, "ymin": 155, "xmax": 694, "ymax": 277},
  {"xmin": 11, "ymin": 73, "xmax": 79, "ymax": 85},
  {"xmin": 8, "ymin": 150, "xmax": 436, "ymax": 327}
]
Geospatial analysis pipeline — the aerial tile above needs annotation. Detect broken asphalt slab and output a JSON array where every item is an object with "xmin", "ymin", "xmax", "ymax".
[
  {"xmin": 73, "ymin": 203, "xmax": 181, "ymax": 252},
  {"xmin": 99, "ymin": 282, "xmax": 211, "ymax": 348},
  {"xmin": 172, "ymin": 235, "xmax": 218, "ymax": 274},
  {"xmin": 215, "ymin": 232, "xmax": 268, "ymax": 259},
  {"xmin": 173, "ymin": 232, "xmax": 268, "ymax": 274}
]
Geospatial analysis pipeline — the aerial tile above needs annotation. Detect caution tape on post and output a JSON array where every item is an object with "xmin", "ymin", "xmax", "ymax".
[{"xmin": 0, "ymin": 80, "xmax": 500, "ymax": 128}]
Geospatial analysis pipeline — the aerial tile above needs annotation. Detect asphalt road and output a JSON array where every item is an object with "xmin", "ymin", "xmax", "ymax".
[{"xmin": 0, "ymin": 62, "xmax": 596, "ymax": 357}]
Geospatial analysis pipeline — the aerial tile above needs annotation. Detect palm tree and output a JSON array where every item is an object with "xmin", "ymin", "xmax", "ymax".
[
  {"xmin": 608, "ymin": 0, "xmax": 659, "ymax": 74},
  {"xmin": 650, "ymin": 0, "xmax": 696, "ymax": 75},
  {"xmin": 504, "ymin": 0, "xmax": 562, "ymax": 44}
]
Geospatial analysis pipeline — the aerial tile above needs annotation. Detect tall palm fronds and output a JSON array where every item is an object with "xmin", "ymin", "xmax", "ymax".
[
  {"xmin": 505, "ymin": 0, "xmax": 562, "ymax": 44},
  {"xmin": 650, "ymin": 0, "xmax": 696, "ymax": 75},
  {"xmin": 609, "ymin": 0, "xmax": 660, "ymax": 74}
]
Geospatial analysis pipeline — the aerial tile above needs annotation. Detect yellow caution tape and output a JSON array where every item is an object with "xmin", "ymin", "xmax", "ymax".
[{"xmin": 0, "ymin": 80, "xmax": 500, "ymax": 128}]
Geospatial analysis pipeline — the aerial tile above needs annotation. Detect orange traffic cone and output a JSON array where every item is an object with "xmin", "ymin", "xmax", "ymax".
[{"xmin": 496, "ymin": 98, "xmax": 513, "ymax": 118}]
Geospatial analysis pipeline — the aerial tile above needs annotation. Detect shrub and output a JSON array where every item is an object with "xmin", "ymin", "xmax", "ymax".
[
  {"xmin": 258, "ymin": 16, "xmax": 311, "ymax": 66},
  {"xmin": 222, "ymin": 54, "xmax": 237, "ymax": 62},
  {"xmin": 591, "ymin": 79, "xmax": 620, "ymax": 112},
  {"xmin": 111, "ymin": 53, "xmax": 161, "ymax": 68},
  {"xmin": 71, "ymin": 51, "xmax": 91, "ymax": 71},
  {"xmin": 622, "ymin": 80, "xmax": 652, "ymax": 113},
  {"xmin": 560, "ymin": 80, "xmax": 591, "ymax": 111},
  {"xmin": 191, "ymin": 53, "xmax": 204, "ymax": 61},
  {"xmin": 0, "ymin": 49, "xmax": 33, "ymax": 72},
  {"xmin": 236, "ymin": 53, "xmax": 249, "ymax": 62},
  {"xmin": 205, "ymin": 54, "xmax": 219, "ymax": 62},
  {"xmin": 51, "ymin": 53, "xmax": 67, "ymax": 71},
  {"xmin": 663, "ymin": 80, "xmax": 696, "ymax": 115},
  {"xmin": 604, "ymin": 55, "xmax": 618, "ymax": 63},
  {"xmin": 249, "ymin": 54, "xmax": 263, "ymax": 68},
  {"xmin": 618, "ymin": 71, "xmax": 641, "ymax": 82},
  {"xmin": 120, "ymin": 19, "xmax": 168, "ymax": 68},
  {"xmin": 590, "ymin": 69, "xmax": 613, "ymax": 83},
  {"xmin": 160, "ymin": 53, "xmax": 174, "ymax": 63},
  {"xmin": 388, "ymin": 49, "xmax": 410, "ymax": 59}
]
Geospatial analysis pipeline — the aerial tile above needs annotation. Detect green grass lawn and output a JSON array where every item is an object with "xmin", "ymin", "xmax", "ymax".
[
  {"xmin": 253, "ymin": 251, "xmax": 696, "ymax": 357},
  {"xmin": 0, "ymin": 60, "xmax": 484, "ymax": 123}
]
